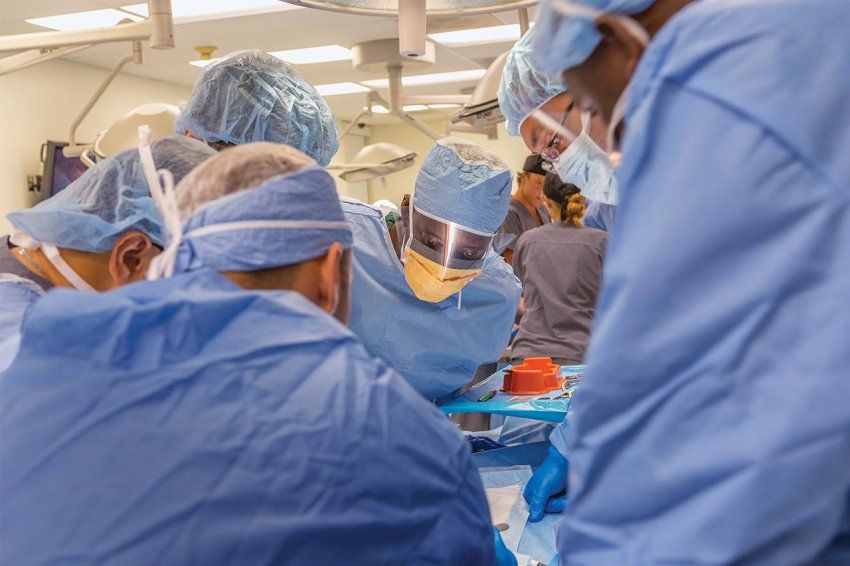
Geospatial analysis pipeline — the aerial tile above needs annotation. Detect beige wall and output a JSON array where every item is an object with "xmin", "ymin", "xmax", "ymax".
[
  {"xmin": 365, "ymin": 119, "xmax": 532, "ymax": 208},
  {"xmin": 0, "ymin": 58, "xmax": 366, "ymax": 236},
  {"xmin": 0, "ymin": 59, "xmax": 194, "ymax": 235}
]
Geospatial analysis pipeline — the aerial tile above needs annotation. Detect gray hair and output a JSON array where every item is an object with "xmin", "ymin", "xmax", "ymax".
[{"xmin": 176, "ymin": 142, "xmax": 316, "ymax": 221}]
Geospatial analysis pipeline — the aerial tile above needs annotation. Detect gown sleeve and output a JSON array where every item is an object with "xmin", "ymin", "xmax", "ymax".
[{"xmin": 555, "ymin": 81, "xmax": 850, "ymax": 564}]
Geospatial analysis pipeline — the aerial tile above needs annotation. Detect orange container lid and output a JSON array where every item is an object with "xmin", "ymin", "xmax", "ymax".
[{"xmin": 501, "ymin": 357, "xmax": 565, "ymax": 395}]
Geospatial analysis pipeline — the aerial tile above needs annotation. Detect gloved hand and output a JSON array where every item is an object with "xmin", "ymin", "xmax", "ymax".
[
  {"xmin": 523, "ymin": 445, "xmax": 569, "ymax": 522},
  {"xmin": 493, "ymin": 526, "xmax": 518, "ymax": 566},
  {"xmin": 467, "ymin": 435, "xmax": 503, "ymax": 453}
]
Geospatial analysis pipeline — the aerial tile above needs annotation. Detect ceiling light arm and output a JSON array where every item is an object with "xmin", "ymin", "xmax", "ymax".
[
  {"xmin": 339, "ymin": 91, "xmax": 383, "ymax": 139},
  {"xmin": 0, "ymin": 0, "xmax": 174, "ymax": 53},
  {"xmin": 67, "ymin": 41, "xmax": 143, "ymax": 153},
  {"xmin": 446, "ymin": 121, "xmax": 499, "ymax": 140},
  {"xmin": 0, "ymin": 44, "xmax": 92, "ymax": 77},
  {"xmin": 518, "ymin": 8, "xmax": 531, "ymax": 36},
  {"xmin": 387, "ymin": 64, "xmax": 442, "ymax": 141}
]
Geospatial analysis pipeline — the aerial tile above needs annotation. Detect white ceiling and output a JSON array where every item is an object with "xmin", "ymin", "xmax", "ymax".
[{"xmin": 0, "ymin": 0, "xmax": 536, "ymax": 121}]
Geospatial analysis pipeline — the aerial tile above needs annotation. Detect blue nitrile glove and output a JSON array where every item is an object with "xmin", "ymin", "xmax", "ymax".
[
  {"xmin": 493, "ymin": 526, "xmax": 518, "ymax": 566},
  {"xmin": 523, "ymin": 445, "xmax": 569, "ymax": 522}
]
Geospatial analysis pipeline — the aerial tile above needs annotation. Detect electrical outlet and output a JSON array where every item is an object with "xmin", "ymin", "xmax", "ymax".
[{"xmin": 27, "ymin": 175, "xmax": 42, "ymax": 192}]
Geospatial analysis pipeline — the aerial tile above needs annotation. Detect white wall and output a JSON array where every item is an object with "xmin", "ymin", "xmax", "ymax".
[
  {"xmin": 0, "ymin": 59, "xmax": 194, "ymax": 235},
  {"xmin": 365, "ymin": 119, "xmax": 532, "ymax": 208}
]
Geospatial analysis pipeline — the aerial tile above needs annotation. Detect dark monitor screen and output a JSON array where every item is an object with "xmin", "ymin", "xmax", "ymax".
[{"xmin": 41, "ymin": 141, "xmax": 92, "ymax": 198}]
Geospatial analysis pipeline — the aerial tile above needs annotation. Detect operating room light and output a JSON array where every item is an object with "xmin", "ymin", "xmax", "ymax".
[
  {"xmin": 122, "ymin": 0, "xmax": 301, "ymax": 20},
  {"xmin": 189, "ymin": 59, "xmax": 219, "ymax": 68},
  {"xmin": 271, "ymin": 45, "xmax": 353, "ymax": 65},
  {"xmin": 26, "ymin": 9, "xmax": 144, "ymax": 32},
  {"xmin": 361, "ymin": 69, "xmax": 487, "ymax": 89},
  {"xmin": 428, "ymin": 24, "xmax": 524, "ymax": 47},
  {"xmin": 315, "ymin": 82, "xmax": 371, "ymax": 96}
]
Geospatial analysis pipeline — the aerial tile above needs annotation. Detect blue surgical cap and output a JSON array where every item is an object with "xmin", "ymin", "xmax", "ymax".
[
  {"xmin": 7, "ymin": 136, "xmax": 215, "ymax": 253},
  {"xmin": 175, "ymin": 50, "xmax": 340, "ymax": 167},
  {"xmin": 413, "ymin": 138, "xmax": 512, "ymax": 234},
  {"xmin": 533, "ymin": 0, "xmax": 655, "ymax": 77},
  {"xmin": 172, "ymin": 168, "xmax": 353, "ymax": 273},
  {"xmin": 499, "ymin": 29, "xmax": 566, "ymax": 136}
]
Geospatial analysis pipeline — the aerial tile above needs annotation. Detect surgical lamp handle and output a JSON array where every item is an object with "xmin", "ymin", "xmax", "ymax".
[{"xmin": 80, "ymin": 148, "xmax": 98, "ymax": 169}]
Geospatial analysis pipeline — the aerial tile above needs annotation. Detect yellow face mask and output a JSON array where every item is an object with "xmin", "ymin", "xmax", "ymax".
[{"xmin": 403, "ymin": 247, "xmax": 480, "ymax": 303}]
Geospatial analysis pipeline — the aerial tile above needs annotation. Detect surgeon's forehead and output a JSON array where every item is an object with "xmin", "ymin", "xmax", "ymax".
[{"xmin": 521, "ymin": 93, "xmax": 572, "ymax": 151}]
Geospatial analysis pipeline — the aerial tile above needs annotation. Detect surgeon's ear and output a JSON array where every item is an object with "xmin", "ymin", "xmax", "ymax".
[
  {"xmin": 108, "ymin": 230, "xmax": 159, "ymax": 288},
  {"xmin": 317, "ymin": 242, "xmax": 344, "ymax": 316},
  {"xmin": 596, "ymin": 14, "xmax": 646, "ymax": 78},
  {"xmin": 332, "ymin": 249, "xmax": 352, "ymax": 326}
]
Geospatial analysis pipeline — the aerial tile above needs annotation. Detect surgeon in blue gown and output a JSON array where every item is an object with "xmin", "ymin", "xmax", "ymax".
[
  {"xmin": 499, "ymin": 28, "xmax": 616, "ymax": 232},
  {"xmin": 0, "ymin": 137, "xmax": 215, "ymax": 372},
  {"xmin": 0, "ymin": 142, "xmax": 498, "ymax": 565},
  {"xmin": 343, "ymin": 137, "xmax": 522, "ymax": 402},
  {"xmin": 520, "ymin": 0, "xmax": 850, "ymax": 563}
]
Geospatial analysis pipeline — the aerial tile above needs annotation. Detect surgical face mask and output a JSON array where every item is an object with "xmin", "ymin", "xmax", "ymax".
[
  {"xmin": 403, "ymin": 248, "xmax": 481, "ymax": 304},
  {"xmin": 9, "ymin": 232, "xmax": 96, "ymax": 291},
  {"xmin": 401, "ymin": 199, "xmax": 493, "ymax": 304},
  {"xmin": 552, "ymin": 112, "xmax": 618, "ymax": 205}
]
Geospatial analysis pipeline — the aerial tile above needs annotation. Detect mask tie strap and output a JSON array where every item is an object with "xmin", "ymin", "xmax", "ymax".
[
  {"xmin": 10, "ymin": 231, "xmax": 96, "ymax": 291},
  {"xmin": 138, "ymin": 126, "xmax": 182, "ymax": 280}
]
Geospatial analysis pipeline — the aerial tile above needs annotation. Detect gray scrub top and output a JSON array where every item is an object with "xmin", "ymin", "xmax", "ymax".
[
  {"xmin": 512, "ymin": 223, "xmax": 607, "ymax": 364},
  {"xmin": 498, "ymin": 199, "xmax": 551, "ymax": 252}
]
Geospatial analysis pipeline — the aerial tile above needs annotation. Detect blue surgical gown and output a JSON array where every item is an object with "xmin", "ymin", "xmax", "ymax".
[
  {"xmin": 552, "ymin": 1, "xmax": 850, "ymax": 563},
  {"xmin": 343, "ymin": 199, "xmax": 522, "ymax": 401},
  {"xmin": 583, "ymin": 199, "xmax": 615, "ymax": 232},
  {"xmin": 0, "ymin": 275, "xmax": 44, "ymax": 372},
  {"xmin": 0, "ymin": 269, "xmax": 496, "ymax": 565}
]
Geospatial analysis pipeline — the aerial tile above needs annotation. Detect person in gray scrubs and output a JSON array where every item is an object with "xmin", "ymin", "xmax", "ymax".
[
  {"xmin": 499, "ymin": 154, "xmax": 551, "ymax": 266},
  {"xmin": 512, "ymin": 173, "xmax": 607, "ymax": 365}
]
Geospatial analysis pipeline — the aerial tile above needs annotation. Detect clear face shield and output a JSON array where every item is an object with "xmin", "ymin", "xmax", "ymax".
[
  {"xmin": 407, "ymin": 205, "xmax": 495, "ymax": 275},
  {"xmin": 401, "ymin": 198, "xmax": 498, "ymax": 304}
]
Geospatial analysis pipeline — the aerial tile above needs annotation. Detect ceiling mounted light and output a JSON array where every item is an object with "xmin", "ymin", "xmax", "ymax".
[
  {"xmin": 93, "ymin": 103, "xmax": 181, "ymax": 160},
  {"xmin": 315, "ymin": 82, "xmax": 371, "ymax": 96},
  {"xmin": 122, "ymin": 0, "xmax": 300, "ymax": 21},
  {"xmin": 429, "ymin": 24, "xmax": 524, "ymax": 47},
  {"xmin": 189, "ymin": 58, "xmax": 219, "ymax": 68},
  {"xmin": 361, "ymin": 69, "xmax": 487, "ymax": 89},
  {"xmin": 271, "ymin": 45, "xmax": 353, "ymax": 65},
  {"xmin": 26, "ymin": 9, "xmax": 144, "ymax": 32},
  {"xmin": 336, "ymin": 143, "xmax": 418, "ymax": 183},
  {"xmin": 283, "ymin": 1, "xmax": 535, "ymax": 16},
  {"xmin": 451, "ymin": 52, "xmax": 508, "ymax": 128}
]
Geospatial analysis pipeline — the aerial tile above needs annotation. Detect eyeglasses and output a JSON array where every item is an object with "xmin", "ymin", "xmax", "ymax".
[{"xmin": 539, "ymin": 101, "xmax": 574, "ymax": 172}]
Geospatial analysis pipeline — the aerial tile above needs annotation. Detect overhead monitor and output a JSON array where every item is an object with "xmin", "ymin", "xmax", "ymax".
[{"xmin": 41, "ymin": 141, "xmax": 91, "ymax": 199}]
